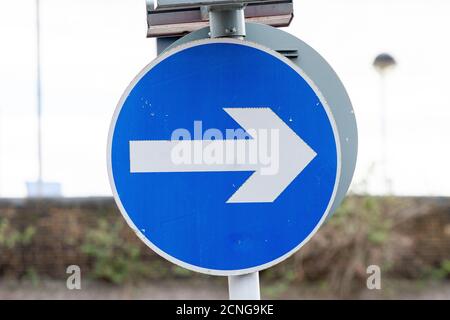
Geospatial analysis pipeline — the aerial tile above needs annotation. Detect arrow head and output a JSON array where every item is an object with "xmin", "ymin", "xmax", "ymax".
[{"xmin": 224, "ymin": 108, "xmax": 317, "ymax": 203}]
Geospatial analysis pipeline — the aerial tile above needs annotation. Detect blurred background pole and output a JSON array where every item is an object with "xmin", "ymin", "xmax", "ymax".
[
  {"xmin": 35, "ymin": 0, "xmax": 43, "ymax": 197},
  {"xmin": 373, "ymin": 53, "xmax": 396, "ymax": 194}
]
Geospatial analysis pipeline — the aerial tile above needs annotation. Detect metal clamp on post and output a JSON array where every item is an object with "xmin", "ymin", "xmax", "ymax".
[{"xmin": 207, "ymin": 4, "xmax": 246, "ymax": 38}]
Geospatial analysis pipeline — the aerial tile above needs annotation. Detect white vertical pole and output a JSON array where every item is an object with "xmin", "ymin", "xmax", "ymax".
[
  {"xmin": 379, "ymin": 73, "xmax": 388, "ymax": 194},
  {"xmin": 35, "ymin": 0, "xmax": 43, "ymax": 197},
  {"xmin": 207, "ymin": 5, "xmax": 260, "ymax": 301},
  {"xmin": 228, "ymin": 272, "xmax": 260, "ymax": 300},
  {"xmin": 150, "ymin": 3, "xmax": 260, "ymax": 299}
]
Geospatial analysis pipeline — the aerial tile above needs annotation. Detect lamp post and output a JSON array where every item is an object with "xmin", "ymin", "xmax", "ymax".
[
  {"xmin": 35, "ymin": 0, "xmax": 43, "ymax": 197},
  {"xmin": 373, "ymin": 53, "xmax": 396, "ymax": 194}
]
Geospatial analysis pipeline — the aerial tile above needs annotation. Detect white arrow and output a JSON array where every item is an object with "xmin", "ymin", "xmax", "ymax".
[{"xmin": 129, "ymin": 108, "xmax": 317, "ymax": 203}]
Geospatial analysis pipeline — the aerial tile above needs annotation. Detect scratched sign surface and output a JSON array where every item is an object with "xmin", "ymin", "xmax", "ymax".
[{"xmin": 108, "ymin": 39, "xmax": 340, "ymax": 275}]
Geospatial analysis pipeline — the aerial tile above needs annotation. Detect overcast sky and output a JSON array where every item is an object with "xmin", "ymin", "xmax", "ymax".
[{"xmin": 0, "ymin": 0, "xmax": 449, "ymax": 197}]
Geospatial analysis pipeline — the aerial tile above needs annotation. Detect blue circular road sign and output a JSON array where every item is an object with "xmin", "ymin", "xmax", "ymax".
[{"xmin": 108, "ymin": 39, "xmax": 341, "ymax": 275}]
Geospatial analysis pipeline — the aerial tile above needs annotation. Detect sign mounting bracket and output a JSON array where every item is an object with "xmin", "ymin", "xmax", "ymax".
[
  {"xmin": 146, "ymin": 0, "xmax": 293, "ymax": 38},
  {"xmin": 207, "ymin": 3, "xmax": 246, "ymax": 38}
]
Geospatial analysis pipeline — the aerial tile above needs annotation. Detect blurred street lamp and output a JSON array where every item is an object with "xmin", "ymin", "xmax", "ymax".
[
  {"xmin": 373, "ymin": 53, "xmax": 397, "ymax": 73},
  {"xmin": 373, "ymin": 53, "xmax": 397, "ymax": 194}
]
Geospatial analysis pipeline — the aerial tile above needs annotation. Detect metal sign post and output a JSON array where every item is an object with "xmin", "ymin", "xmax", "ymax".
[
  {"xmin": 207, "ymin": 4, "xmax": 259, "ymax": 300},
  {"xmin": 228, "ymin": 272, "xmax": 260, "ymax": 300},
  {"xmin": 208, "ymin": 4, "xmax": 245, "ymax": 38}
]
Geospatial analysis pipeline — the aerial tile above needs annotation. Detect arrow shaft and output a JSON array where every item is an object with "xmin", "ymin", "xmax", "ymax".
[{"xmin": 130, "ymin": 140, "xmax": 261, "ymax": 173}]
